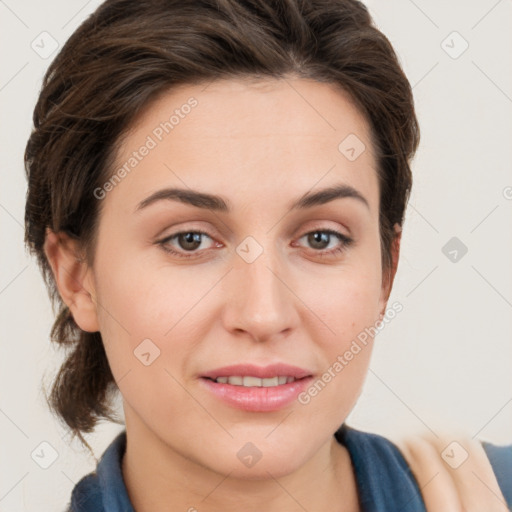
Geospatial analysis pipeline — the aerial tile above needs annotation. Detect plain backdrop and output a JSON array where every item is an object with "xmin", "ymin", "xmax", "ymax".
[{"xmin": 1, "ymin": 0, "xmax": 511, "ymax": 510}]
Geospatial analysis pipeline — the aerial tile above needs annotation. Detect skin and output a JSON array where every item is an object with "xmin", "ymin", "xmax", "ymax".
[{"xmin": 45, "ymin": 77, "xmax": 401, "ymax": 512}]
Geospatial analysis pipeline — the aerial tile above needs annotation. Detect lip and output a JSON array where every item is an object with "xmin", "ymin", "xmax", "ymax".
[
  {"xmin": 199, "ymin": 363, "xmax": 314, "ymax": 412},
  {"xmin": 201, "ymin": 363, "xmax": 312, "ymax": 380}
]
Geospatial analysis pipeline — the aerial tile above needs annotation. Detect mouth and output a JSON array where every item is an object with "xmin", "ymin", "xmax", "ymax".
[
  {"xmin": 199, "ymin": 364, "xmax": 314, "ymax": 412},
  {"xmin": 202, "ymin": 375, "xmax": 305, "ymax": 387},
  {"xmin": 201, "ymin": 362, "xmax": 312, "ymax": 381}
]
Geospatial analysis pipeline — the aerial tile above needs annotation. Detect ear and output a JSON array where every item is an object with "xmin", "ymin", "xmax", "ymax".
[
  {"xmin": 378, "ymin": 223, "xmax": 402, "ymax": 316},
  {"xmin": 43, "ymin": 228, "xmax": 100, "ymax": 332}
]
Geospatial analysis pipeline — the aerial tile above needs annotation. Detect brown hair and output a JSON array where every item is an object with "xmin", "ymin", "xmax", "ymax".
[{"xmin": 24, "ymin": 0, "xmax": 419, "ymax": 452}]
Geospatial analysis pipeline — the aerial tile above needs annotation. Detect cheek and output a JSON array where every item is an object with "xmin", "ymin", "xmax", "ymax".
[
  {"xmin": 302, "ymin": 259, "xmax": 383, "ymax": 340},
  {"xmin": 94, "ymin": 245, "xmax": 182, "ymax": 332},
  {"xmin": 295, "ymin": 262, "xmax": 382, "ymax": 405},
  {"xmin": 92, "ymin": 256, "xmax": 200, "ymax": 422},
  {"xmin": 92, "ymin": 247, "xmax": 211, "ymax": 379}
]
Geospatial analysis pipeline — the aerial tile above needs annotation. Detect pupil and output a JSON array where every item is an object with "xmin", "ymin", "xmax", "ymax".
[
  {"xmin": 180, "ymin": 232, "xmax": 201, "ymax": 250},
  {"xmin": 309, "ymin": 232, "xmax": 329, "ymax": 249}
]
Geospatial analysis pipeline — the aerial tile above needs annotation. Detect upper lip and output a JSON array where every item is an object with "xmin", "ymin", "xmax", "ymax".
[{"xmin": 201, "ymin": 363, "xmax": 313, "ymax": 380}]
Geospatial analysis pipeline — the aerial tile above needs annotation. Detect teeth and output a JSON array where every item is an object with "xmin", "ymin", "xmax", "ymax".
[
  {"xmin": 214, "ymin": 376, "xmax": 297, "ymax": 387},
  {"xmin": 243, "ymin": 376, "xmax": 262, "ymax": 387},
  {"xmin": 262, "ymin": 377, "xmax": 279, "ymax": 387}
]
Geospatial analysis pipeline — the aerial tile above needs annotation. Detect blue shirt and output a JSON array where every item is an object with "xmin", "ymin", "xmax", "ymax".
[{"xmin": 67, "ymin": 424, "xmax": 512, "ymax": 511}]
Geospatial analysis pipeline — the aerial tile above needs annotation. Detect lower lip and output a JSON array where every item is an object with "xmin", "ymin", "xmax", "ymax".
[{"xmin": 199, "ymin": 376, "xmax": 314, "ymax": 412}]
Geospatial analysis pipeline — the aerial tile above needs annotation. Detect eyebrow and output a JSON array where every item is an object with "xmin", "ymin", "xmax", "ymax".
[{"xmin": 134, "ymin": 183, "xmax": 370, "ymax": 213}]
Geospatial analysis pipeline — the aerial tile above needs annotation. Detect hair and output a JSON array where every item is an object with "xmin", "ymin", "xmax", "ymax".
[{"xmin": 24, "ymin": 0, "xmax": 419, "ymax": 454}]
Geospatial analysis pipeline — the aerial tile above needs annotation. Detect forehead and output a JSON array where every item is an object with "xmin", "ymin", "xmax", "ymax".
[
  {"xmin": 105, "ymin": 77, "xmax": 379, "ymax": 216},
  {"xmin": 130, "ymin": 77, "xmax": 374, "ymax": 144}
]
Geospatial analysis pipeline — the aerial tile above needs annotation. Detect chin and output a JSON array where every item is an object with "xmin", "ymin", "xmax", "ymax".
[
  {"xmin": 217, "ymin": 457, "xmax": 304, "ymax": 481},
  {"xmin": 200, "ymin": 439, "xmax": 311, "ymax": 481}
]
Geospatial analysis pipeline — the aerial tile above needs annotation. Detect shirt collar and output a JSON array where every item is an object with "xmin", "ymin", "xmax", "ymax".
[{"xmin": 95, "ymin": 430, "xmax": 135, "ymax": 512}]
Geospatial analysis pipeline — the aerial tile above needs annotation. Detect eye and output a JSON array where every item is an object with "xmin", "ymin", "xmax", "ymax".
[
  {"xmin": 157, "ymin": 228, "xmax": 353, "ymax": 260},
  {"xmin": 296, "ymin": 229, "xmax": 353, "ymax": 258},
  {"xmin": 158, "ymin": 230, "xmax": 218, "ymax": 259}
]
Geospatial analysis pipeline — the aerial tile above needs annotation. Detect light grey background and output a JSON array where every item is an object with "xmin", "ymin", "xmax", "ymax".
[{"xmin": 1, "ymin": 0, "xmax": 511, "ymax": 510}]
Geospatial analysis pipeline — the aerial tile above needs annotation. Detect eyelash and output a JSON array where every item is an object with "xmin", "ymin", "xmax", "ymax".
[{"xmin": 157, "ymin": 228, "xmax": 353, "ymax": 260}]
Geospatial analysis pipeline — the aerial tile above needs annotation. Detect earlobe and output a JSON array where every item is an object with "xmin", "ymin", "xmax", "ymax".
[{"xmin": 43, "ymin": 228, "xmax": 100, "ymax": 333}]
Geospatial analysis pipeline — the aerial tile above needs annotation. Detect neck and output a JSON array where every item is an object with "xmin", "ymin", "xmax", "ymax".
[{"xmin": 121, "ymin": 417, "xmax": 360, "ymax": 512}]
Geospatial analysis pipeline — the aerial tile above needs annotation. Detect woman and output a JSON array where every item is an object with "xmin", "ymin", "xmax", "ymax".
[{"xmin": 24, "ymin": 0, "xmax": 511, "ymax": 510}]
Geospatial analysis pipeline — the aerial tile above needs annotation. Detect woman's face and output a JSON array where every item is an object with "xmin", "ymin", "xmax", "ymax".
[{"xmin": 82, "ymin": 77, "xmax": 396, "ymax": 477}]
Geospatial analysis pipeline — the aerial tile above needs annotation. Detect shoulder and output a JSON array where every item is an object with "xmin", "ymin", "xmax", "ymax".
[
  {"xmin": 66, "ymin": 472, "xmax": 103, "ymax": 512},
  {"xmin": 481, "ymin": 440, "xmax": 512, "ymax": 507},
  {"xmin": 336, "ymin": 424, "xmax": 427, "ymax": 511},
  {"xmin": 337, "ymin": 423, "xmax": 413, "ymax": 470},
  {"xmin": 338, "ymin": 424, "xmax": 512, "ymax": 511}
]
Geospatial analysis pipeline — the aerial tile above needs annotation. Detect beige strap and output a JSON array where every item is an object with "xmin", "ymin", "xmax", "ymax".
[{"xmin": 396, "ymin": 430, "xmax": 509, "ymax": 511}]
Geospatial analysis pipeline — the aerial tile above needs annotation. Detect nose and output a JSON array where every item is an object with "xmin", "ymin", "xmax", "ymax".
[{"xmin": 221, "ymin": 243, "xmax": 300, "ymax": 343}]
